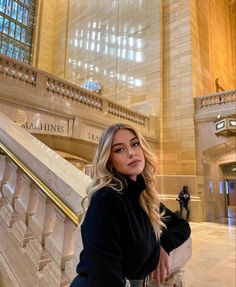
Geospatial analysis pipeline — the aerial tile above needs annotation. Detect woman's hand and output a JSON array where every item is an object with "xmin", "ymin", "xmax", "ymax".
[{"xmin": 150, "ymin": 246, "xmax": 170, "ymax": 286}]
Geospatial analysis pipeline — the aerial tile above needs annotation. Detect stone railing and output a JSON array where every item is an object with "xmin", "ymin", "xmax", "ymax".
[
  {"xmin": 194, "ymin": 89, "xmax": 236, "ymax": 121},
  {"xmin": 0, "ymin": 145, "xmax": 78, "ymax": 287},
  {"xmin": 0, "ymin": 53, "xmax": 149, "ymax": 129},
  {"xmin": 0, "ymin": 55, "xmax": 37, "ymax": 87},
  {"xmin": 0, "ymin": 112, "xmax": 88, "ymax": 287},
  {"xmin": 0, "ymin": 142, "xmax": 82, "ymax": 287},
  {"xmin": 195, "ymin": 89, "xmax": 236, "ymax": 109}
]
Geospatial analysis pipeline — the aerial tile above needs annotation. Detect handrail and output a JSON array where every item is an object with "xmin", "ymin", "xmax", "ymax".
[{"xmin": 0, "ymin": 142, "xmax": 80, "ymax": 226}]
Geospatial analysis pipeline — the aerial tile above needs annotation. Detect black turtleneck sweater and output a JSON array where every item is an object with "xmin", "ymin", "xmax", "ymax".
[{"xmin": 71, "ymin": 175, "xmax": 191, "ymax": 287}]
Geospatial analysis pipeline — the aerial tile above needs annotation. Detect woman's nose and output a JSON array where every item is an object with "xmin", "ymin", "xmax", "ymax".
[{"xmin": 128, "ymin": 150, "xmax": 135, "ymax": 158}]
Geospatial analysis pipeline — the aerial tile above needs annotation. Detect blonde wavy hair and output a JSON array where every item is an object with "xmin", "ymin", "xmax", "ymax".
[{"xmin": 82, "ymin": 123, "xmax": 164, "ymax": 238}]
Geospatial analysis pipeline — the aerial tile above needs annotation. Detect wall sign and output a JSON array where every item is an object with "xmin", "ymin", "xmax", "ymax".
[
  {"xmin": 215, "ymin": 120, "xmax": 225, "ymax": 130},
  {"xmin": 0, "ymin": 103, "xmax": 69, "ymax": 136},
  {"xmin": 19, "ymin": 121, "xmax": 65, "ymax": 133},
  {"xmin": 79, "ymin": 122, "xmax": 102, "ymax": 143}
]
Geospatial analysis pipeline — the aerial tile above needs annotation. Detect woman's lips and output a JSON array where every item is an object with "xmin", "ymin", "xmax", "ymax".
[{"xmin": 128, "ymin": 159, "xmax": 140, "ymax": 166}]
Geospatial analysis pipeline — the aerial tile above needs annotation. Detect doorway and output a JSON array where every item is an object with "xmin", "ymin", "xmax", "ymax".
[{"xmin": 221, "ymin": 163, "xmax": 236, "ymax": 225}]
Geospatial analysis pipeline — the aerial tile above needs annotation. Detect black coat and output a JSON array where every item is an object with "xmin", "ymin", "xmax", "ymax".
[
  {"xmin": 70, "ymin": 175, "xmax": 191, "ymax": 287},
  {"xmin": 178, "ymin": 190, "xmax": 190, "ymax": 207}
]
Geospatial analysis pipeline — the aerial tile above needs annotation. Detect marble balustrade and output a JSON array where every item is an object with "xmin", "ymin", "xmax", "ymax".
[
  {"xmin": 0, "ymin": 53, "xmax": 147, "ymax": 128},
  {"xmin": 0, "ymin": 111, "xmax": 88, "ymax": 287},
  {"xmin": 194, "ymin": 89, "xmax": 236, "ymax": 123},
  {"xmin": 0, "ymin": 150, "xmax": 81, "ymax": 287},
  {"xmin": 195, "ymin": 89, "xmax": 236, "ymax": 110}
]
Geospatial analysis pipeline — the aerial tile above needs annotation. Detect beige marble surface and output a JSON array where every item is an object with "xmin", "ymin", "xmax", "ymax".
[
  {"xmin": 185, "ymin": 220, "xmax": 236, "ymax": 287},
  {"xmin": 0, "ymin": 112, "xmax": 90, "ymax": 214}
]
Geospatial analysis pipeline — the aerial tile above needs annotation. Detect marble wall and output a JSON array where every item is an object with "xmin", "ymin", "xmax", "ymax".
[
  {"xmin": 33, "ymin": 0, "xmax": 69, "ymax": 76},
  {"xmin": 65, "ymin": 0, "xmax": 162, "ymax": 116},
  {"xmin": 33, "ymin": 0, "xmax": 57, "ymax": 71},
  {"xmin": 191, "ymin": 0, "xmax": 236, "ymax": 97},
  {"xmin": 160, "ymin": 0, "xmax": 196, "ymax": 176}
]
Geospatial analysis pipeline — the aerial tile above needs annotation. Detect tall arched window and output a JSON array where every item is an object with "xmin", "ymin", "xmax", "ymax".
[{"xmin": 0, "ymin": 0, "xmax": 36, "ymax": 63}]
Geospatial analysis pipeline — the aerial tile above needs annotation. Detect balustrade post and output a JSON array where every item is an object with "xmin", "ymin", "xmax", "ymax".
[
  {"xmin": 102, "ymin": 99, "xmax": 108, "ymax": 114},
  {"xmin": 12, "ymin": 173, "xmax": 36, "ymax": 246},
  {"xmin": 1, "ymin": 59, "xmax": 9, "ymax": 78},
  {"xmin": 0, "ymin": 159, "xmax": 19, "ymax": 227},
  {"xmin": 65, "ymin": 225, "xmax": 83, "ymax": 282},
  {"xmin": 36, "ymin": 71, "xmax": 47, "ymax": 92},
  {"xmin": 26, "ymin": 186, "xmax": 56, "ymax": 270},
  {"xmin": 43, "ymin": 205, "xmax": 77, "ymax": 287}
]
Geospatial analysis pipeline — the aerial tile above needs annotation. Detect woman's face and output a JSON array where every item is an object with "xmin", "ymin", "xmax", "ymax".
[{"xmin": 110, "ymin": 129, "xmax": 145, "ymax": 181}]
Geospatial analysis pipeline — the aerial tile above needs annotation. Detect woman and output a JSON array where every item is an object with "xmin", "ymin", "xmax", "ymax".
[{"xmin": 70, "ymin": 123, "xmax": 191, "ymax": 287}]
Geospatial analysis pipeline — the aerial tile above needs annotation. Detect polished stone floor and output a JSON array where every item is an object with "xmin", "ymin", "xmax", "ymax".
[{"xmin": 184, "ymin": 210, "xmax": 236, "ymax": 287}]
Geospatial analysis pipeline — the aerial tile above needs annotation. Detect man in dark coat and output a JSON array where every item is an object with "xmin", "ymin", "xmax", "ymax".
[{"xmin": 178, "ymin": 186, "xmax": 190, "ymax": 221}]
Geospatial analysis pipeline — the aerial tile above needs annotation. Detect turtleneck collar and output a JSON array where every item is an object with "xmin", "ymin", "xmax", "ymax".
[{"xmin": 119, "ymin": 174, "xmax": 146, "ymax": 198}]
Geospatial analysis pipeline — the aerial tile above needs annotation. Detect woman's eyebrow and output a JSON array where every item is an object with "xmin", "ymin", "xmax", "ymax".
[
  {"xmin": 130, "ymin": 136, "xmax": 138, "ymax": 142},
  {"xmin": 111, "ymin": 143, "xmax": 123, "ymax": 148},
  {"xmin": 111, "ymin": 137, "xmax": 137, "ymax": 148}
]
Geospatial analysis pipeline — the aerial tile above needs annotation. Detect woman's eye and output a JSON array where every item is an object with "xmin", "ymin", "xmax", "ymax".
[
  {"xmin": 132, "ymin": 141, "xmax": 139, "ymax": 147},
  {"xmin": 114, "ymin": 147, "xmax": 124, "ymax": 153}
]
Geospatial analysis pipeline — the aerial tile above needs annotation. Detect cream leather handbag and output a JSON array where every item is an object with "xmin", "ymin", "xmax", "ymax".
[
  {"xmin": 148, "ymin": 237, "xmax": 192, "ymax": 287},
  {"xmin": 168, "ymin": 237, "xmax": 192, "ymax": 273}
]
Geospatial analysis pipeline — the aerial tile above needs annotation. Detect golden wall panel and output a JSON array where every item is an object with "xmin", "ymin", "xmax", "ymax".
[
  {"xmin": 161, "ymin": 0, "xmax": 196, "ymax": 176},
  {"xmin": 191, "ymin": 0, "xmax": 236, "ymax": 97},
  {"xmin": 65, "ymin": 0, "xmax": 162, "ymax": 116},
  {"xmin": 34, "ymin": 0, "xmax": 69, "ymax": 76},
  {"xmin": 51, "ymin": 0, "xmax": 69, "ymax": 78},
  {"xmin": 34, "ymin": 0, "xmax": 57, "ymax": 73}
]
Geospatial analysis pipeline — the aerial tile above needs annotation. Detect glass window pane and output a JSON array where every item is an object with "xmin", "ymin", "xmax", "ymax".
[
  {"xmin": 6, "ymin": 0, "xmax": 12, "ymax": 16},
  {"xmin": 0, "ymin": 0, "xmax": 35, "ymax": 63},
  {"xmin": 3, "ymin": 18, "xmax": 9, "ymax": 33},
  {"xmin": 23, "ymin": 7, "xmax": 28, "ymax": 25},
  {"xmin": 0, "ymin": 15, "xmax": 3, "ymax": 30},
  {"xmin": 13, "ymin": 45, "xmax": 19, "ymax": 59},
  {"xmin": 0, "ymin": 0, "xmax": 6, "ymax": 13},
  {"xmin": 12, "ymin": 1, "xmax": 17, "ymax": 19},
  {"xmin": 18, "ymin": 48, "xmax": 24, "ymax": 60},
  {"xmin": 10, "ymin": 21, "xmax": 15, "ymax": 36},
  {"xmin": 3, "ymin": 40, "xmax": 7, "ymax": 50},
  {"xmin": 17, "ymin": 4, "xmax": 23, "ymax": 23},
  {"xmin": 21, "ymin": 26, "xmax": 26, "ymax": 42},
  {"xmin": 1, "ymin": 41, "xmax": 7, "ymax": 53},
  {"xmin": 15, "ymin": 24, "xmax": 20, "ymax": 39},
  {"xmin": 7, "ymin": 42, "xmax": 13, "ymax": 56}
]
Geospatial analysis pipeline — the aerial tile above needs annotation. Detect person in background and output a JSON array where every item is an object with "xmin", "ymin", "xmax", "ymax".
[
  {"xmin": 70, "ymin": 123, "xmax": 191, "ymax": 287},
  {"xmin": 178, "ymin": 186, "xmax": 191, "ymax": 221}
]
